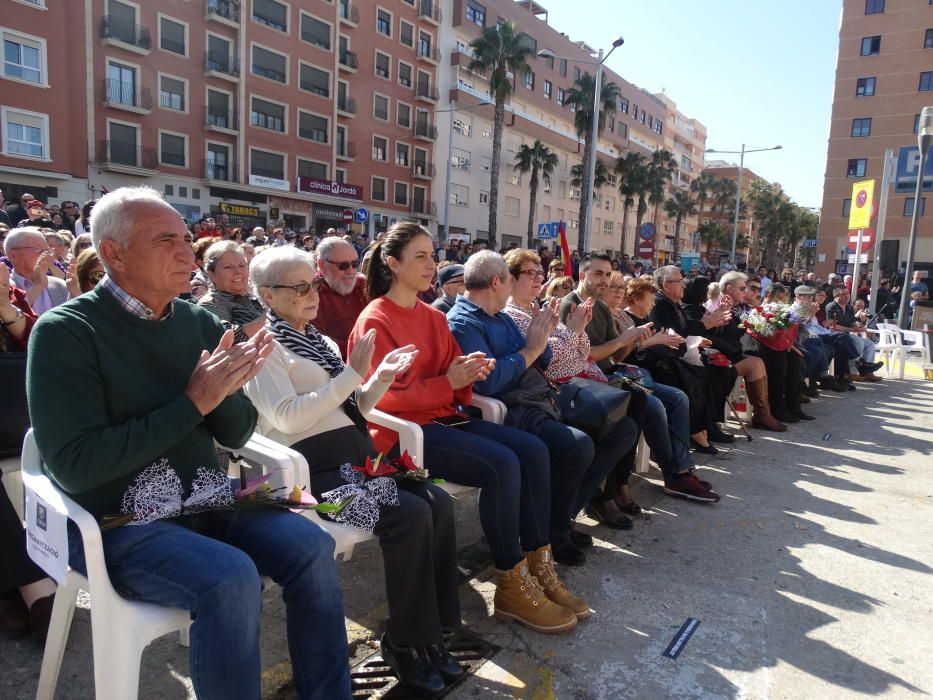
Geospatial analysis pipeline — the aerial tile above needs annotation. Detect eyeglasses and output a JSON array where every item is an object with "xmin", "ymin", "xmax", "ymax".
[
  {"xmin": 665, "ymin": 278, "xmax": 685, "ymax": 285},
  {"xmin": 270, "ymin": 280, "xmax": 320, "ymax": 296},
  {"xmin": 325, "ymin": 258, "xmax": 359, "ymax": 271},
  {"xmin": 10, "ymin": 246, "xmax": 47, "ymax": 254},
  {"xmin": 518, "ymin": 270, "xmax": 545, "ymax": 279},
  {"xmin": 88, "ymin": 270, "xmax": 105, "ymax": 283},
  {"xmin": 608, "ymin": 285, "xmax": 624, "ymax": 292}
]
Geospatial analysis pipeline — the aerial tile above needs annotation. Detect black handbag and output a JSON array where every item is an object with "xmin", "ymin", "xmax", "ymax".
[
  {"xmin": 0, "ymin": 352, "xmax": 29, "ymax": 457},
  {"xmin": 558, "ymin": 377, "xmax": 631, "ymax": 439},
  {"xmin": 500, "ymin": 365, "xmax": 561, "ymax": 421}
]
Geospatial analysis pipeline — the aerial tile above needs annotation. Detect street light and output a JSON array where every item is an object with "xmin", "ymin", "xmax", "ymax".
[
  {"xmin": 897, "ymin": 105, "xmax": 933, "ymax": 327},
  {"xmin": 537, "ymin": 36, "xmax": 624, "ymax": 253},
  {"xmin": 705, "ymin": 144, "xmax": 782, "ymax": 267}
]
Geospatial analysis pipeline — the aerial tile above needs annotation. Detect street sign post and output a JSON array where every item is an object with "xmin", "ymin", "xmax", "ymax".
[
  {"xmin": 535, "ymin": 222, "xmax": 559, "ymax": 240},
  {"xmin": 639, "ymin": 222, "xmax": 656, "ymax": 240},
  {"xmin": 846, "ymin": 228, "xmax": 876, "ymax": 254},
  {"xmin": 354, "ymin": 207, "xmax": 369, "ymax": 223},
  {"xmin": 848, "ymin": 179, "xmax": 875, "ymax": 230},
  {"xmin": 803, "ymin": 239, "xmax": 818, "ymax": 248},
  {"xmin": 342, "ymin": 209, "xmax": 354, "ymax": 224},
  {"xmin": 636, "ymin": 239, "xmax": 654, "ymax": 259}
]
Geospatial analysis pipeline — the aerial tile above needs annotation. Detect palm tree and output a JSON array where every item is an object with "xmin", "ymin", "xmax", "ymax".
[
  {"xmin": 647, "ymin": 149, "xmax": 677, "ymax": 227},
  {"xmin": 689, "ymin": 172, "xmax": 717, "ymax": 248},
  {"xmin": 563, "ymin": 72, "xmax": 620, "ymax": 253},
  {"xmin": 697, "ymin": 220, "xmax": 728, "ymax": 256},
  {"xmin": 615, "ymin": 151, "xmax": 648, "ymax": 255},
  {"xmin": 570, "ymin": 159, "xmax": 609, "ymax": 193},
  {"xmin": 514, "ymin": 140, "xmax": 559, "ymax": 248},
  {"xmin": 468, "ymin": 21, "xmax": 534, "ymax": 249},
  {"xmin": 663, "ymin": 189, "xmax": 697, "ymax": 261}
]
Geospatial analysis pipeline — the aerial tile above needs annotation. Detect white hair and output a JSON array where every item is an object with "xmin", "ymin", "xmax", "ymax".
[
  {"xmin": 90, "ymin": 186, "xmax": 172, "ymax": 251},
  {"xmin": 315, "ymin": 235, "xmax": 355, "ymax": 262},
  {"xmin": 719, "ymin": 271, "xmax": 747, "ymax": 294},
  {"xmin": 4, "ymin": 226, "xmax": 47, "ymax": 251},
  {"xmin": 653, "ymin": 265, "xmax": 680, "ymax": 288},
  {"xmin": 249, "ymin": 246, "xmax": 315, "ymax": 307},
  {"xmin": 463, "ymin": 250, "xmax": 508, "ymax": 290}
]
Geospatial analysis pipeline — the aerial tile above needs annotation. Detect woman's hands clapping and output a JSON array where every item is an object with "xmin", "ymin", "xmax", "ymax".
[{"xmin": 377, "ymin": 344, "xmax": 418, "ymax": 382}]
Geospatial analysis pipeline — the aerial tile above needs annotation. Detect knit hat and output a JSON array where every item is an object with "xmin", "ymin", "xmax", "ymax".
[{"xmin": 438, "ymin": 264, "xmax": 464, "ymax": 285}]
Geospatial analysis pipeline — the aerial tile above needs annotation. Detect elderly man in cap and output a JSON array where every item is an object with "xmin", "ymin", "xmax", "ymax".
[
  {"xmin": 793, "ymin": 285, "xmax": 835, "ymax": 396},
  {"xmin": 432, "ymin": 261, "xmax": 465, "ymax": 314}
]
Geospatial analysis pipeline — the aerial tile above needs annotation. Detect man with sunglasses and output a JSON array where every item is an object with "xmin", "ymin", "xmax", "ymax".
[{"xmin": 313, "ymin": 236, "xmax": 366, "ymax": 358}]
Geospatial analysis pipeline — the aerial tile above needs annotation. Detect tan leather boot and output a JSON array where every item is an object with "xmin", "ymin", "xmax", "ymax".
[
  {"xmin": 494, "ymin": 558, "xmax": 577, "ymax": 634},
  {"xmin": 747, "ymin": 378, "xmax": 787, "ymax": 432},
  {"xmin": 526, "ymin": 545, "xmax": 592, "ymax": 619}
]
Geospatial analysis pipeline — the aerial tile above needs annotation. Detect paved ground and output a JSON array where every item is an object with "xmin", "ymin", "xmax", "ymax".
[{"xmin": 3, "ymin": 368, "xmax": 932, "ymax": 699}]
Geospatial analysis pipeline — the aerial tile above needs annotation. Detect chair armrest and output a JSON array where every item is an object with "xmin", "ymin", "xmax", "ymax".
[
  {"xmin": 366, "ymin": 409, "xmax": 424, "ymax": 467},
  {"xmin": 471, "ymin": 394, "xmax": 506, "ymax": 424},
  {"xmin": 219, "ymin": 433, "xmax": 307, "ymax": 490}
]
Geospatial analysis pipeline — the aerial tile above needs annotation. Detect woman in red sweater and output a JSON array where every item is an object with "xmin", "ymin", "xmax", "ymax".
[{"xmin": 349, "ymin": 223, "xmax": 587, "ymax": 635}]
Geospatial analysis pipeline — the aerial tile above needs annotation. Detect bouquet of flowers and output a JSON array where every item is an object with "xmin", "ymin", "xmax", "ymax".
[{"xmin": 740, "ymin": 302, "xmax": 798, "ymax": 351}]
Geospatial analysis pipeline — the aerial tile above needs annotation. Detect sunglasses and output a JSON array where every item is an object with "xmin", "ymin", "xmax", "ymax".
[
  {"xmin": 89, "ymin": 270, "xmax": 105, "ymax": 283},
  {"xmin": 270, "ymin": 280, "xmax": 321, "ymax": 296},
  {"xmin": 326, "ymin": 258, "xmax": 360, "ymax": 271}
]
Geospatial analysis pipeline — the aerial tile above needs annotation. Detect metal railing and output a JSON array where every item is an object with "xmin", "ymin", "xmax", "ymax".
[
  {"xmin": 99, "ymin": 15, "xmax": 151, "ymax": 49},
  {"xmin": 411, "ymin": 200, "xmax": 437, "ymax": 216},
  {"xmin": 417, "ymin": 45, "xmax": 440, "ymax": 62},
  {"xmin": 339, "ymin": 1, "xmax": 359, "ymax": 24},
  {"xmin": 416, "ymin": 83, "xmax": 439, "ymax": 101},
  {"xmin": 418, "ymin": 0, "xmax": 441, "ymax": 23},
  {"xmin": 206, "ymin": 0, "xmax": 240, "ymax": 23},
  {"xmin": 102, "ymin": 78, "xmax": 153, "ymax": 110},
  {"xmin": 204, "ymin": 50, "xmax": 240, "ymax": 76},
  {"xmin": 336, "ymin": 142, "xmax": 357, "ymax": 159},
  {"xmin": 337, "ymin": 96, "xmax": 357, "ymax": 114},
  {"xmin": 338, "ymin": 50, "xmax": 358, "ymax": 70},
  {"xmin": 203, "ymin": 159, "xmax": 238, "ymax": 182},
  {"xmin": 412, "ymin": 162, "xmax": 435, "ymax": 178},
  {"xmin": 97, "ymin": 140, "xmax": 157, "ymax": 169},
  {"xmin": 205, "ymin": 107, "xmax": 238, "ymax": 130},
  {"xmin": 413, "ymin": 122, "xmax": 438, "ymax": 140}
]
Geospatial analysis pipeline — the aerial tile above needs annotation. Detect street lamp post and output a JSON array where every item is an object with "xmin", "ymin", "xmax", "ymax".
[
  {"xmin": 897, "ymin": 105, "xmax": 933, "ymax": 328},
  {"xmin": 538, "ymin": 37, "xmax": 624, "ymax": 254},
  {"xmin": 705, "ymin": 144, "xmax": 782, "ymax": 267}
]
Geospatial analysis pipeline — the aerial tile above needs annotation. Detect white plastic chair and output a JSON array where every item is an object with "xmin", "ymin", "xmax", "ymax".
[
  {"xmin": 23, "ymin": 429, "xmax": 305, "ymax": 700},
  {"xmin": 471, "ymin": 394, "xmax": 507, "ymax": 424},
  {"xmin": 868, "ymin": 327, "xmax": 907, "ymax": 379},
  {"xmin": 879, "ymin": 322, "xmax": 924, "ymax": 354}
]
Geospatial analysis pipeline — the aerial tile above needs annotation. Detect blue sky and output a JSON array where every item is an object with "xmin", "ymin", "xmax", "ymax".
[{"xmin": 538, "ymin": 0, "xmax": 842, "ymax": 209}]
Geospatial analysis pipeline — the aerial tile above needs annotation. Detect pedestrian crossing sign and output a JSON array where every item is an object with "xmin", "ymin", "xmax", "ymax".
[{"xmin": 536, "ymin": 222, "xmax": 559, "ymax": 240}]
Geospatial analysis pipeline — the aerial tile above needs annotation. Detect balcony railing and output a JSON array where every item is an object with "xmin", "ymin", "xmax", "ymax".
[
  {"xmin": 412, "ymin": 162, "xmax": 435, "ymax": 178},
  {"xmin": 337, "ymin": 96, "xmax": 357, "ymax": 114},
  {"xmin": 102, "ymin": 78, "xmax": 153, "ymax": 110},
  {"xmin": 416, "ymin": 83, "xmax": 439, "ymax": 101},
  {"xmin": 411, "ymin": 200, "xmax": 437, "ymax": 216},
  {"xmin": 417, "ymin": 45, "xmax": 440, "ymax": 63},
  {"xmin": 97, "ymin": 140, "xmax": 157, "ymax": 170},
  {"xmin": 204, "ymin": 50, "xmax": 240, "ymax": 76},
  {"xmin": 100, "ymin": 15, "xmax": 151, "ymax": 50},
  {"xmin": 339, "ymin": 1, "xmax": 359, "ymax": 25},
  {"xmin": 336, "ymin": 142, "xmax": 357, "ymax": 160},
  {"xmin": 205, "ymin": 107, "xmax": 238, "ymax": 130},
  {"xmin": 413, "ymin": 122, "xmax": 438, "ymax": 140},
  {"xmin": 203, "ymin": 159, "xmax": 238, "ymax": 182},
  {"xmin": 206, "ymin": 0, "xmax": 240, "ymax": 23},
  {"xmin": 339, "ymin": 50, "xmax": 358, "ymax": 71},
  {"xmin": 418, "ymin": 0, "xmax": 441, "ymax": 23}
]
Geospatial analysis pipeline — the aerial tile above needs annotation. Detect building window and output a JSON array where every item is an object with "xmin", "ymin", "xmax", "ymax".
[
  {"xmin": 573, "ymin": 66, "xmax": 580, "ymax": 80},
  {"xmin": 298, "ymin": 159, "xmax": 327, "ymax": 181},
  {"xmin": 400, "ymin": 20, "xmax": 414, "ymax": 47},
  {"xmin": 299, "ymin": 63, "xmax": 330, "ymax": 97},
  {"xmin": 394, "ymin": 182, "xmax": 409, "ymax": 206},
  {"xmin": 375, "ymin": 51, "xmax": 391, "ymax": 79},
  {"xmin": 523, "ymin": 69, "xmax": 534, "ymax": 90},
  {"xmin": 855, "ymin": 76, "xmax": 876, "ymax": 97},
  {"xmin": 860, "ymin": 35, "xmax": 881, "ymax": 56},
  {"xmin": 251, "ymin": 97, "xmax": 285, "ymax": 132},
  {"xmin": 603, "ymin": 220, "xmax": 613, "ymax": 235},
  {"xmin": 453, "ymin": 148, "xmax": 470, "ymax": 170},
  {"xmin": 159, "ymin": 16, "xmax": 186, "ymax": 55},
  {"xmin": 632, "ymin": 105, "xmax": 639, "ymax": 120},
  {"xmin": 904, "ymin": 197, "xmax": 926, "ymax": 216},
  {"xmin": 159, "ymin": 75, "xmax": 186, "ymax": 111},
  {"xmin": 207, "ymin": 89, "xmax": 232, "ymax": 127},
  {"xmin": 450, "ymin": 184, "xmax": 469, "ymax": 207},
  {"xmin": 865, "ymin": 0, "xmax": 884, "ymax": 13},
  {"xmin": 372, "ymin": 135, "xmax": 387, "ymax": 161},
  {"xmin": 655, "ymin": 121, "xmax": 663, "ymax": 135},
  {"xmin": 1, "ymin": 107, "xmax": 48, "ymax": 159},
  {"xmin": 543, "ymin": 80, "xmax": 552, "ymax": 99},
  {"xmin": 847, "ymin": 158, "xmax": 867, "ymax": 178},
  {"xmin": 480, "ymin": 156, "xmax": 490, "ymax": 172},
  {"xmin": 397, "ymin": 102, "xmax": 411, "ymax": 128},
  {"xmin": 253, "ymin": 0, "xmax": 288, "ymax": 32},
  {"xmin": 398, "ymin": 61, "xmax": 412, "ymax": 87},
  {"xmin": 618, "ymin": 98, "xmax": 628, "ymax": 114},
  {"xmin": 106, "ymin": 62, "xmax": 138, "ymax": 107},
  {"xmin": 372, "ymin": 176, "xmax": 387, "ymax": 201},
  {"xmin": 509, "ymin": 173, "xmax": 520, "ymax": 186},
  {"xmin": 206, "ymin": 143, "xmax": 230, "ymax": 180},
  {"xmin": 920, "ymin": 71, "xmax": 933, "ymax": 91},
  {"xmin": 851, "ymin": 117, "xmax": 871, "ymax": 137},
  {"xmin": 559, "ymin": 58, "xmax": 567, "ymax": 77},
  {"xmin": 467, "ymin": 2, "xmax": 486, "ymax": 26},
  {"xmin": 504, "ymin": 195, "xmax": 519, "ymax": 216},
  {"xmin": 298, "ymin": 111, "xmax": 328, "ymax": 143},
  {"xmin": 374, "ymin": 94, "xmax": 389, "ymax": 121},
  {"xmin": 300, "ymin": 13, "xmax": 331, "ymax": 50},
  {"xmin": 926, "ymin": 29, "xmax": 933, "ymax": 49},
  {"xmin": 479, "ymin": 190, "xmax": 489, "ymax": 205},
  {"xmin": 207, "ymin": 34, "xmax": 233, "ymax": 72},
  {"xmin": 3, "ymin": 33, "xmax": 44, "ymax": 84},
  {"xmin": 453, "ymin": 117, "xmax": 471, "ymax": 136},
  {"xmin": 376, "ymin": 9, "xmax": 391, "ymax": 37},
  {"xmin": 252, "ymin": 45, "xmax": 287, "ymax": 83},
  {"xmin": 556, "ymin": 88, "xmax": 565, "ymax": 106},
  {"xmin": 396, "ymin": 142, "xmax": 409, "ymax": 166},
  {"xmin": 842, "ymin": 198, "xmax": 851, "ymax": 217},
  {"xmin": 159, "ymin": 131, "xmax": 186, "ymax": 167},
  {"xmin": 251, "ymin": 149, "xmax": 285, "ymax": 179}
]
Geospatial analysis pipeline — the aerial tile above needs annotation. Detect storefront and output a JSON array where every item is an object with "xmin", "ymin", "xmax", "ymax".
[
  {"xmin": 212, "ymin": 201, "xmax": 265, "ymax": 232},
  {"xmin": 297, "ymin": 176, "xmax": 364, "ymax": 236}
]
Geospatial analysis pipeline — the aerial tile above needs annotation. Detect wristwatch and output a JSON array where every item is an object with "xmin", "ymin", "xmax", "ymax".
[{"xmin": 0, "ymin": 307, "xmax": 24, "ymax": 325}]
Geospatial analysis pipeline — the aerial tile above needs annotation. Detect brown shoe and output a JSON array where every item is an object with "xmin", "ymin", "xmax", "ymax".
[
  {"xmin": 526, "ymin": 545, "xmax": 591, "ymax": 620},
  {"xmin": 862, "ymin": 372, "xmax": 883, "ymax": 382},
  {"xmin": 747, "ymin": 378, "xmax": 787, "ymax": 432},
  {"xmin": 494, "ymin": 558, "xmax": 577, "ymax": 634},
  {"xmin": 846, "ymin": 373, "xmax": 867, "ymax": 382}
]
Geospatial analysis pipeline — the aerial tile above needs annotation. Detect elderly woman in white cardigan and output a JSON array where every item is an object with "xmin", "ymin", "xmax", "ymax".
[{"xmin": 243, "ymin": 247, "xmax": 465, "ymax": 696}]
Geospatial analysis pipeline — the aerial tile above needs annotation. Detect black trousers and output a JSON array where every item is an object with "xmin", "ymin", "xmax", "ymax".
[
  {"xmin": 757, "ymin": 346, "xmax": 803, "ymax": 416},
  {"xmin": 1, "ymin": 487, "xmax": 46, "ymax": 593},
  {"xmin": 292, "ymin": 426, "xmax": 461, "ymax": 647}
]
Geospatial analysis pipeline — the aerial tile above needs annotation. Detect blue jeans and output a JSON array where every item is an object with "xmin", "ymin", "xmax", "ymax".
[
  {"xmin": 421, "ymin": 420, "xmax": 551, "ymax": 570},
  {"xmin": 68, "ymin": 509, "xmax": 351, "ymax": 700},
  {"xmin": 643, "ymin": 383, "xmax": 695, "ymax": 478},
  {"xmin": 801, "ymin": 338, "xmax": 830, "ymax": 379}
]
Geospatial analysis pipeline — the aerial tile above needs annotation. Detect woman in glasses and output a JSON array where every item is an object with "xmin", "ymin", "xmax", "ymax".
[
  {"xmin": 72, "ymin": 247, "xmax": 105, "ymax": 295},
  {"xmin": 243, "ymin": 247, "xmax": 464, "ymax": 697},
  {"xmin": 197, "ymin": 240, "xmax": 265, "ymax": 342}
]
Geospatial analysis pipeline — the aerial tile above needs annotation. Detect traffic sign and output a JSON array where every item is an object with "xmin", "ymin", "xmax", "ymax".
[
  {"xmin": 639, "ymin": 222, "xmax": 655, "ymax": 240},
  {"xmin": 848, "ymin": 179, "xmax": 875, "ymax": 230},
  {"xmin": 636, "ymin": 239, "xmax": 654, "ymax": 259},
  {"xmin": 354, "ymin": 207, "xmax": 369, "ymax": 223},
  {"xmin": 535, "ymin": 222, "xmax": 559, "ymax": 240},
  {"xmin": 342, "ymin": 208, "xmax": 354, "ymax": 223},
  {"xmin": 847, "ymin": 253, "xmax": 869, "ymax": 264},
  {"xmin": 803, "ymin": 239, "xmax": 818, "ymax": 248},
  {"xmin": 896, "ymin": 145, "xmax": 933, "ymax": 193},
  {"xmin": 846, "ymin": 228, "xmax": 876, "ymax": 254}
]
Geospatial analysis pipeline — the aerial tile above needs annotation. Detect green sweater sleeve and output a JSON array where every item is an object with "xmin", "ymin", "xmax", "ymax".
[
  {"xmin": 27, "ymin": 312, "xmax": 205, "ymax": 495},
  {"xmin": 204, "ymin": 390, "xmax": 257, "ymax": 450}
]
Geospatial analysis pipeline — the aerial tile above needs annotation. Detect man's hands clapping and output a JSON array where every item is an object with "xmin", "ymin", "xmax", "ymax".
[
  {"xmin": 185, "ymin": 329, "xmax": 275, "ymax": 415},
  {"xmin": 447, "ymin": 351, "xmax": 496, "ymax": 390}
]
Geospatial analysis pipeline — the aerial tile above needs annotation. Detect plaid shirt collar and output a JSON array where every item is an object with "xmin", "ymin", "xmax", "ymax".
[{"xmin": 101, "ymin": 275, "xmax": 174, "ymax": 321}]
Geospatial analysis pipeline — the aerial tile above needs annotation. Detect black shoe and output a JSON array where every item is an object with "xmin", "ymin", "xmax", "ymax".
[
  {"xmin": 858, "ymin": 360, "xmax": 884, "ymax": 374},
  {"xmin": 552, "ymin": 538, "xmax": 587, "ymax": 566},
  {"xmin": 690, "ymin": 439, "xmax": 719, "ymax": 455},
  {"xmin": 773, "ymin": 411, "xmax": 800, "ymax": 424},
  {"xmin": 426, "ymin": 642, "xmax": 467, "ymax": 684},
  {"xmin": 804, "ymin": 383, "xmax": 820, "ymax": 398},
  {"xmin": 792, "ymin": 409, "xmax": 816, "ymax": 421},
  {"xmin": 569, "ymin": 528, "xmax": 594, "ymax": 549},
  {"xmin": 820, "ymin": 376, "xmax": 846, "ymax": 392},
  {"xmin": 708, "ymin": 426, "xmax": 735, "ymax": 443},
  {"xmin": 843, "ymin": 377, "xmax": 857, "ymax": 391},
  {"xmin": 380, "ymin": 633, "xmax": 445, "ymax": 697},
  {"xmin": 583, "ymin": 499, "xmax": 634, "ymax": 531}
]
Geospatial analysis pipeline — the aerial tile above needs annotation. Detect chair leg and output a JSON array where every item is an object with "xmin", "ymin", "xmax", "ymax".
[
  {"xmin": 93, "ymin": 628, "xmax": 143, "ymax": 700},
  {"xmin": 36, "ymin": 574, "xmax": 80, "ymax": 700}
]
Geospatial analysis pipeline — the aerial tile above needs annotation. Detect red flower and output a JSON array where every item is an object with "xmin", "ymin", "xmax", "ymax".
[
  {"xmin": 764, "ymin": 313, "xmax": 773, "ymax": 320},
  {"xmin": 394, "ymin": 450, "xmax": 419, "ymax": 472},
  {"xmin": 756, "ymin": 306, "xmax": 764, "ymax": 312},
  {"xmin": 352, "ymin": 455, "xmax": 398, "ymax": 477}
]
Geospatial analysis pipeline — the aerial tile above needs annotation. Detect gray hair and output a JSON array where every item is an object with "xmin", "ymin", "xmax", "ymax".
[
  {"xmin": 464, "ymin": 250, "xmax": 508, "ymax": 290},
  {"xmin": 251, "ymin": 226, "xmax": 265, "ymax": 236},
  {"xmin": 653, "ymin": 265, "xmax": 680, "ymax": 288},
  {"xmin": 315, "ymin": 235, "xmax": 355, "ymax": 262},
  {"xmin": 89, "ymin": 186, "xmax": 170, "ymax": 252},
  {"xmin": 249, "ymin": 246, "xmax": 316, "ymax": 307},
  {"xmin": 204, "ymin": 240, "xmax": 245, "ymax": 272},
  {"xmin": 4, "ymin": 226, "xmax": 47, "ymax": 251},
  {"xmin": 719, "ymin": 271, "xmax": 747, "ymax": 295}
]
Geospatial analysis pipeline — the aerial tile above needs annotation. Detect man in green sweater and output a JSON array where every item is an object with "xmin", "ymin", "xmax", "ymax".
[{"xmin": 26, "ymin": 186, "xmax": 351, "ymax": 699}]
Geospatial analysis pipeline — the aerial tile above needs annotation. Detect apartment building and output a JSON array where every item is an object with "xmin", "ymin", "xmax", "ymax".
[
  {"xmin": 1, "ymin": 0, "xmax": 439, "ymax": 235},
  {"xmin": 817, "ymin": 0, "xmax": 933, "ymax": 278},
  {"xmin": 699, "ymin": 161, "xmax": 769, "ymax": 266},
  {"xmin": 435, "ymin": 0, "xmax": 671, "ymax": 255},
  {"xmin": 0, "ymin": 0, "xmax": 90, "ymax": 207}
]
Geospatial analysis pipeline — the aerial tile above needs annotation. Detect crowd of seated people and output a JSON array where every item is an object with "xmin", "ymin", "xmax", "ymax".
[{"xmin": 2, "ymin": 185, "xmax": 899, "ymax": 698}]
